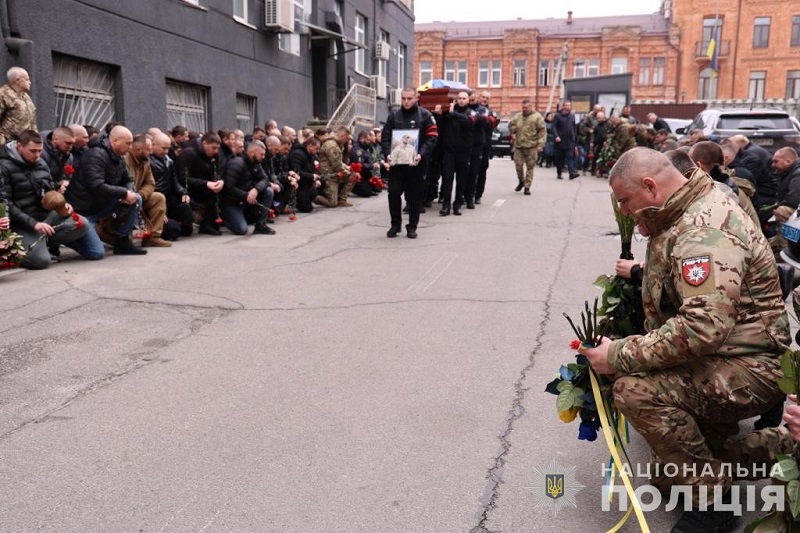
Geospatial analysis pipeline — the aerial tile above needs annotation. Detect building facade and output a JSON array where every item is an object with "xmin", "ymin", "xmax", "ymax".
[
  {"xmin": 669, "ymin": 0, "xmax": 800, "ymax": 102},
  {"xmin": 414, "ymin": 12, "xmax": 680, "ymax": 117},
  {"xmin": 0, "ymin": 0, "xmax": 414, "ymax": 133}
]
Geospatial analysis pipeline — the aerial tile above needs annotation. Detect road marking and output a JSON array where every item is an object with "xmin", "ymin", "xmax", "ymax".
[
  {"xmin": 422, "ymin": 254, "xmax": 459, "ymax": 293},
  {"xmin": 407, "ymin": 256, "xmax": 445, "ymax": 291},
  {"xmin": 488, "ymin": 199, "xmax": 505, "ymax": 219},
  {"xmin": 158, "ymin": 494, "xmax": 197, "ymax": 532}
]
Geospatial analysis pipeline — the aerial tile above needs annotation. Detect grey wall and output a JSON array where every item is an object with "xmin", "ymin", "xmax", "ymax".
[{"xmin": 1, "ymin": 0, "xmax": 414, "ymax": 132}]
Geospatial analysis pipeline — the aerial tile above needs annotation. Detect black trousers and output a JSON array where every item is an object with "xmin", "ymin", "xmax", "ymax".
[
  {"xmin": 441, "ymin": 148, "xmax": 470, "ymax": 208},
  {"xmin": 476, "ymin": 143, "xmax": 491, "ymax": 200},
  {"xmin": 467, "ymin": 144, "xmax": 483, "ymax": 203},
  {"xmin": 426, "ymin": 149, "xmax": 443, "ymax": 203},
  {"xmin": 388, "ymin": 163, "xmax": 426, "ymax": 230}
]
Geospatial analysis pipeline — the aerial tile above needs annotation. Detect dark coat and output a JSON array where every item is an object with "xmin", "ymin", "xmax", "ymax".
[
  {"xmin": 381, "ymin": 103, "xmax": 438, "ymax": 161},
  {"xmin": 222, "ymin": 154, "xmax": 269, "ymax": 205},
  {"xmin": 65, "ymin": 138, "xmax": 133, "ymax": 216},
  {"xmin": 288, "ymin": 144, "xmax": 317, "ymax": 188},
  {"xmin": 150, "ymin": 153, "xmax": 187, "ymax": 202},
  {"xmin": 175, "ymin": 137, "xmax": 220, "ymax": 195},
  {"xmin": 775, "ymin": 160, "xmax": 800, "ymax": 209},
  {"xmin": 553, "ymin": 111, "xmax": 577, "ymax": 148},
  {"xmin": 439, "ymin": 105, "xmax": 476, "ymax": 152},
  {"xmin": 40, "ymin": 130, "xmax": 74, "ymax": 183},
  {"xmin": 0, "ymin": 142, "xmax": 56, "ymax": 229}
]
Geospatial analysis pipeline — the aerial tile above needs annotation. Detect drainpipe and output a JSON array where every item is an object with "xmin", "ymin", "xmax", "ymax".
[{"xmin": 0, "ymin": 0, "xmax": 35, "ymax": 72}]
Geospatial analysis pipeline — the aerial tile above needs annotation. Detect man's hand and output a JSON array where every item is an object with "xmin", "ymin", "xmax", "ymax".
[
  {"xmin": 207, "ymin": 180, "xmax": 224, "ymax": 193},
  {"xmin": 64, "ymin": 203, "xmax": 74, "ymax": 215},
  {"xmin": 580, "ymin": 337, "xmax": 615, "ymax": 375},
  {"xmin": 246, "ymin": 188, "xmax": 258, "ymax": 205},
  {"xmin": 433, "ymin": 104, "xmax": 443, "ymax": 115},
  {"xmin": 59, "ymin": 180, "xmax": 69, "ymax": 194},
  {"xmin": 555, "ymin": 136, "xmax": 561, "ymax": 143},
  {"xmin": 34, "ymin": 221, "xmax": 55, "ymax": 236},
  {"xmin": 785, "ymin": 395, "xmax": 800, "ymax": 441},
  {"xmin": 181, "ymin": 194, "xmax": 191, "ymax": 204},
  {"xmin": 270, "ymin": 182, "xmax": 281, "ymax": 192},
  {"xmin": 123, "ymin": 190, "xmax": 138, "ymax": 205},
  {"xmin": 616, "ymin": 259, "xmax": 643, "ymax": 279},
  {"xmin": 410, "ymin": 154, "xmax": 422, "ymax": 167}
]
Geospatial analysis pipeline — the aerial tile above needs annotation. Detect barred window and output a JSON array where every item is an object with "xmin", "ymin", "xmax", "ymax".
[
  {"xmin": 236, "ymin": 94, "xmax": 256, "ymax": 132},
  {"xmin": 52, "ymin": 54, "xmax": 116, "ymax": 129},
  {"xmin": 166, "ymin": 80, "xmax": 208, "ymax": 132}
]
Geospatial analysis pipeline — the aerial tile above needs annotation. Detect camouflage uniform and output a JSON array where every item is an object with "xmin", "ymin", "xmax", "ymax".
[
  {"xmin": 317, "ymin": 138, "xmax": 353, "ymax": 206},
  {"xmin": 0, "ymin": 84, "xmax": 36, "ymax": 144},
  {"xmin": 508, "ymin": 110, "xmax": 546, "ymax": 188},
  {"xmin": 607, "ymin": 170, "xmax": 791, "ymax": 505}
]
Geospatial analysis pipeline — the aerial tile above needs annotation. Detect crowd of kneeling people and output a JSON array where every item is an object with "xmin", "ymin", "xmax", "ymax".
[{"xmin": 0, "ymin": 121, "xmax": 390, "ymax": 269}]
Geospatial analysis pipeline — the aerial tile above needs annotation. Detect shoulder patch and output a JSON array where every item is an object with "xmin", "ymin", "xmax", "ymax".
[{"xmin": 681, "ymin": 255, "xmax": 711, "ymax": 287}]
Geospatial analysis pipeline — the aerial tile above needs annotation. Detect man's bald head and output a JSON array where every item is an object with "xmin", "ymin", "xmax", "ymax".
[
  {"xmin": 69, "ymin": 124, "xmax": 89, "ymax": 149},
  {"xmin": 151, "ymin": 132, "xmax": 172, "ymax": 158},
  {"xmin": 689, "ymin": 141, "xmax": 724, "ymax": 172},
  {"xmin": 266, "ymin": 135, "xmax": 281, "ymax": 155},
  {"xmin": 772, "ymin": 147, "xmax": 798, "ymax": 173},
  {"xmin": 609, "ymin": 147, "xmax": 688, "ymax": 216},
  {"xmin": 727, "ymin": 134, "xmax": 749, "ymax": 149},
  {"xmin": 109, "ymin": 125, "xmax": 133, "ymax": 156}
]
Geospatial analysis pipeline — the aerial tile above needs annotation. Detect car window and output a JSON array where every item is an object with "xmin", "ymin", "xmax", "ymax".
[
  {"xmin": 497, "ymin": 121, "xmax": 509, "ymax": 133},
  {"xmin": 717, "ymin": 114, "xmax": 793, "ymax": 130}
]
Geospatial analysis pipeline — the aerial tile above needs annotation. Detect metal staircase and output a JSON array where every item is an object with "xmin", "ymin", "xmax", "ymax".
[{"xmin": 326, "ymin": 83, "xmax": 377, "ymax": 130}]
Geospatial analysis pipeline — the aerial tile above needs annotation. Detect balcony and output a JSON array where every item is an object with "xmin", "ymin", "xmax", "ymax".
[{"xmin": 694, "ymin": 40, "xmax": 731, "ymax": 63}]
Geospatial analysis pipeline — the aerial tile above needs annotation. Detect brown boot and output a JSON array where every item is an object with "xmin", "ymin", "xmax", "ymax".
[
  {"xmin": 141, "ymin": 236, "xmax": 173, "ymax": 247},
  {"xmin": 313, "ymin": 195, "xmax": 332, "ymax": 208},
  {"xmin": 95, "ymin": 222, "xmax": 118, "ymax": 246},
  {"xmin": 337, "ymin": 199, "xmax": 353, "ymax": 207}
]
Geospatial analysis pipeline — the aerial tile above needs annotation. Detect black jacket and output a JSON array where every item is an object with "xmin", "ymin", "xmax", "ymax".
[
  {"xmin": 468, "ymin": 103, "xmax": 489, "ymax": 146},
  {"xmin": 439, "ymin": 105, "xmax": 476, "ymax": 152},
  {"xmin": 553, "ymin": 111, "xmax": 577, "ymax": 147},
  {"xmin": 150, "ymin": 153, "xmax": 187, "ymax": 201},
  {"xmin": 288, "ymin": 144, "xmax": 317, "ymax": 188},
  {"xmin": 40, "ymin": 130, "xmax": 74, "ymax": 183},
  {"xmin": 381, "ymin": 104, "xmax": 438, "ymax": 160},
  {"xmin": 0, "ymin": 142, "xmax": 56, "ymax": 230},
  {"xmin": 222, "ymin": 154, "xmax": 269, "ymax": 205},
  {"xmin": 175, "ymin": 137, "xmax": 220, "ymax": 195},
  {"xmin": 65, "ymin": 138, "xmax": 133, "ymax": 216},
  {"xmin": 775, "ymin": 160, "xmax": 800, "ymax": 209}
]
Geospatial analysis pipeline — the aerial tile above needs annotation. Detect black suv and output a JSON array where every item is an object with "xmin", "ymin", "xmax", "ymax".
[
  {"xmin": 490, "ymin": 120, "xmax": 512, "ymax": 158},
  {"xmin": 684, "ymin": 108, "xmax": 800, "ymax": 154}
]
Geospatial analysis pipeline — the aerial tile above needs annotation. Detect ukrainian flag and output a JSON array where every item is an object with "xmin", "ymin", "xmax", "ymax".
[{"xmin": 706, "ymin": 27, "xmax": 719, "ymax": 78}]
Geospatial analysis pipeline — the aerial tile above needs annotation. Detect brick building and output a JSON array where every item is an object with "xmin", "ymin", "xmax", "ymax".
[
  {"xmin": 669, "ymin": 0, "xmax": 800, "ymax": 101},
  {"xmin": 414, "ymin": 12, "xmax": 680, "ymax": 118}
]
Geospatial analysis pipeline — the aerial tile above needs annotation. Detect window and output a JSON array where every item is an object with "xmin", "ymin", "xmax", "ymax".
[
  {"xmin": 236, "ymin": 94, "xmax": 256, "ymax": 132},
  {"xmin": 166, "ymin": 80, "xmax": 208, "ymax": 132},
  {"xmin": 788, "ymin": 71, "xmax": 800, "ymax": 99},
  {"xmin": 457, "ymin": 61, "xmax": 467, "ymax": 85},
  {"xmin": 611, "ymin": 57, "xmax": 627, "ymax": 74},
  {"xmin": 652, "ymin": 58, "xmax": 665, "ymax": 85},
  {"xmin": 377, "ymin": 30, "xmax": 389, "ymax": 81},
  {"xmin": 52, "ymin": 55, "xmax": 116, "ymax": 129},
  {"xmin": 539, "ymin": 60, "xmax": 551, "ymax": 86},
  {"xmin": 419, "ymin": 60, "xmax": 432, "ymax": 86},
  {"xmin": 587, "ymin": 59, "xmax": 600, "ymax": 77},
  {"xmin": 278, "ymin": 0, "xmax": 304, "ymax": 56},
  {"xmin": 793, "ymin": 16, "xmax": 800, "ymax": 47},
  {"xmin": 444, "ymin": 60, "xmax": 455, "ymax": 81},
  {"xmin": 513, "ymin": 59, "xmax": 527, "ymax": 86},
  {"xmin": 490, "ymin": 60, "xmax": 501, "ymax": 87},
  {"xmin": 233, "ymin": 0, "xmax": 246, "ymax": 22},
  {"xmin": 748, "ymin": 71, "xmax": 766, "ymax": 99},
  {"xmin": 573, "ymin": 59, "xmax": 586, "ymax": 78},
  {"xmin": 355, "ymin": 13, "xmax": 366, "ymax": 74},
  {"xmin": 702, "ymin": 17, "xmax": 723, "ymax": 53},
  {"xmin": 398, "ymin": 43, "xmax": 406, "ymax": 87},
  {"xmin": 638, "ymin": 58, "xmax": 650, "ymax": 86},
  {"xmin": 478, "ymin": 60, "xmax": 489, "ymax": 87},
  {"xmin": 698, "ymin": 67, "xmax": 718, "ymax": 100},
  {"xmin": 753, "ymin": 17, "xmax": 770, "ymax": 48}
]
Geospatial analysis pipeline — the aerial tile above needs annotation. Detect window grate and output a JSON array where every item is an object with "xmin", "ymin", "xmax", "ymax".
[
  {"xmin": 52, "ymin": 55, "xmax": 116, "ymax": 129},
  {"xmin": 166, "ymin": 81, "xmax": 208, "ymax": 132}
]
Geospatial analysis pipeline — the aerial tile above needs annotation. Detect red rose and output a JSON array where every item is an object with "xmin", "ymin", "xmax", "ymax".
[
  {"xmin": 64, "ymin": 164, "xmax": 75, "ymax": 176},
  {"xmin": 569, "ymin": 339, "xmax": 581, "ymax": 350},
  {"xmin": 214, "ymin": 217, "xmax": 223, "ymax": 225}
]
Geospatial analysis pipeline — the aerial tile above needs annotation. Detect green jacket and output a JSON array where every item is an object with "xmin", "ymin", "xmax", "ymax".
[
  {"xmin": 508, "ymin": 110, "xmax": 546, "ymax": 149},
  {"xmin": 609, "ymin": 170, "xmax": 789, "ymax": 373}
]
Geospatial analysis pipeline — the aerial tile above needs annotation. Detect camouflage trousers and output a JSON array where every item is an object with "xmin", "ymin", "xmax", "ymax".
[
  {"xmin": 323, "ymin": 175, "xmax": 356, "ymax": 206},
  {"xmin": 613, "ymin": 354, "xmax": 791, "ymax": 507},
  {"xmin": 513, "ymin": 146, "xmax": 538, "ymax": 188}
]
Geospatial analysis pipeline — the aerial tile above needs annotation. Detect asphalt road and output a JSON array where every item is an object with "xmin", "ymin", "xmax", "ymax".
[{"xmin": 0, "ymin": 159, "xmax": 774, "ymax": 532}]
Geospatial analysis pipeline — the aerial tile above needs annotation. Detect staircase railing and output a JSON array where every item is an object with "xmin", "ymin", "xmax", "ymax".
[{"xmin": 327, "ymin": 83, "xmax": 377, "ymax": 130}]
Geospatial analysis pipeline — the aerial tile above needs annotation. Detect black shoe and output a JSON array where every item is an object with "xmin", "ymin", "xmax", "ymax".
[
  {"xmin": 402, "ymin": 205, "xmax": 409, "ymax": 213},
  {"xmin": 524, "ymin": 188, "xmax": 531, "ymax": 195},
  {"xmin": 199, "ymin": 223, "xmax": 222, "ymax": 236},
  {"xmin": 424, "ymin": 200, "xmax": 433, "ymax": 208},
  {"xmin": 474, "ymin": 198, "xmax": 481, "ymax": 204},
  {"xmin": 419, "ymin": 206, "xmax": 426, "ymax": 214},
  {"xmin": 387, "ymin": 226, "xmax": 400, "ymax": 238},
  {"xmin": 439, "ymin": 206, "xmax": 450, "ymax": 217},
  {"xmin": 453, "ymin": 206, "xmax": 462, "ymax": 216},
  {"xmin": 671, "ymin": 505, "xmax": 739, "ymax": 533},
  {"xmin": 253, "ymin": 224, "xmax": 276, "ymax": 235},
  {"xmin": 436, "ymin": 197, "xmax": 443, "ymax": 204},
  {"xmin": 557, "ymin": 175, "xmax": 563, "ymax": 180},
  {"xmin": 406, "ymin": 227, "xmax": 417, "ymax": 239},
  {"xmin": 514, "ymin": 183, "xmax": 524, "ymax": 192},
  {"xmin": 113, "ymin": 240, "xmax": 147, "ymax": 255},
  {"xmin": 466, "ymin": 202, "xmax": 475, "ymax": 209},
  {"xmin": 569, "ymin": 173, "xmax": 580, "ymax": 180}
]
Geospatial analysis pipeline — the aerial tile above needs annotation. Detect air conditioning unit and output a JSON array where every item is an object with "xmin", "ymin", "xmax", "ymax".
[
  {"xmin": 370, "ymin": 75, "xmax": 387, "ymax": 99},
  {"xmin": 374, "ymin": 42, "xmax": 391, "ymax": 61},
  {"xmin": 265, "ymin": 0, "xmax": 294, "ymax": 33},
  {"xmin": 388, "ymin": 88, "xmax": 402, "ymax": 106}
]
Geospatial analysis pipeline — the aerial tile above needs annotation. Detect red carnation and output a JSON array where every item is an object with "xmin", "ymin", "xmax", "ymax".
[
  {"xmin": 214, "ymin": 217, "xmax": 223, "ymax": 225},
  {"xmin": 64, "ymin": 164, "xmax": 75, "ymax": 176},
  {"xmin": 570, "ymin": 339, "xmax": 581, "ymax": 351},
  {"xmin": 268, "ymin": 209, "xmax": 276, "ymax": 219}
]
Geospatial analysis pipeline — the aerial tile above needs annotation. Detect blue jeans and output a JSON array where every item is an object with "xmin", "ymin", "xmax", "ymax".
[{"xmin": 71, "ymin": 197, "xmax": 142, "ymax": 258}]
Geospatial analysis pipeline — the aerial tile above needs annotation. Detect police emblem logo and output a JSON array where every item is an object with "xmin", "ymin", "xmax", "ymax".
[
  {"xmin": 526, "ymin": 459, "xmax": 584, "ymax": 516},
  {"xmin": 682, "ymin": 256, "xmax": 711, "ymax": 286},
  {"xmin": 546, "ymin": 474, "xmax": 564, "ymax": 500}
]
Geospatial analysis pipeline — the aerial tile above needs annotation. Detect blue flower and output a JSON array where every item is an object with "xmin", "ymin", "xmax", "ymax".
[
  {"xmin": 578, "ymin": 420, "xmax": 599, "ymax": 441},
  {"xmin": 559, "ymin": 365, "xmax": 575, "ymax": 380}
]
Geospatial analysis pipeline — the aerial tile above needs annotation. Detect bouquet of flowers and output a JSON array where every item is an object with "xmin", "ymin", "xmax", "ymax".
[
  {"xmin": 0, "ymin": 203, "xmax": 25, "ymax": 269},
  {"xmin": 368, "ymin": 176, "xmax": 384, "ymax": 190}
]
